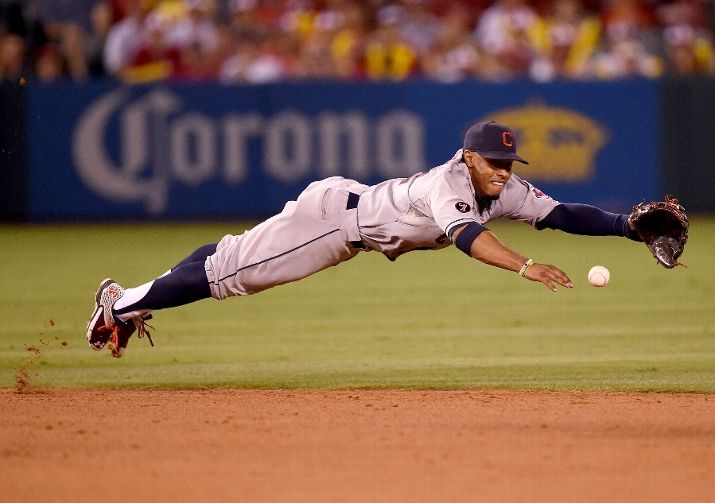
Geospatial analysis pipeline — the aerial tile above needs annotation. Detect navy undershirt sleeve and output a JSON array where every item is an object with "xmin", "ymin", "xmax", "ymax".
[
  {"xmin": 452, "ymin": 221, "xmax": 489, "ymax": 256},
  {"xmin": 536, "ymin": 203, "xmax": 641, "ymax": 241}
]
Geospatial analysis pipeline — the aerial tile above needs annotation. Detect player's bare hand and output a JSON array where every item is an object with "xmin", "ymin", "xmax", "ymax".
[{"xmin": 524, "ymin": 264, "xmax": 574, "ymax": 292}]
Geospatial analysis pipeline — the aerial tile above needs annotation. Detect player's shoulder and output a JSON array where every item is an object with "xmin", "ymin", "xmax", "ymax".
[
  {"xmin": 429, "ymin": 150, "xmax": 463, "ymax": 169},
  {"xmin": 418, "ymin": 151, "xmax": 466, "ymax": 184},
  {"xmin": 434, "ymin": 150, "xmax": 469, "ymax": 178},
  {"xmin": 502, "ymin": 173, "xmax": 530, "ymax": 194},
  {"xmin": 504, "ymin": 172, "xmax": 558, "ymax": 204},
  {"xmin": 492, "ymin": 175, "xmax": 530, "ymax": 210}
]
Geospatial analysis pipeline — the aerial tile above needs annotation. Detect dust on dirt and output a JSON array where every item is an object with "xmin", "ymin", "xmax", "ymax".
[{"xmin": 14, "ymin": 320, "xmax": 69, "ymax": 394}]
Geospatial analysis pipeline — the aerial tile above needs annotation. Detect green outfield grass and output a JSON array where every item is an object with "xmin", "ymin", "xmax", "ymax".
[{"xmin": 1, "ymin": 219, "xmax": 714, "ymax": 391}]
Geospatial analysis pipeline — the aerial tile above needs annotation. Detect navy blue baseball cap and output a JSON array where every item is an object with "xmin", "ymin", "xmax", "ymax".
[{"xmin": 463, "ymin": 121, "xmax": 529, "ymax": 164}]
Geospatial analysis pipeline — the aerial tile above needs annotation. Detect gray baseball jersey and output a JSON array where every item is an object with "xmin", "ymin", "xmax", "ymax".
[{"xmin": 205, "ymin": 150, "xmax": 559, "ymax": 300}]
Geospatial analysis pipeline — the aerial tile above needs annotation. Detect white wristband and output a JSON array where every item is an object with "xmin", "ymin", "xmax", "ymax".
[{"xmin": 518, "ymin": 259, "xmax": 534, "ymax": 277}]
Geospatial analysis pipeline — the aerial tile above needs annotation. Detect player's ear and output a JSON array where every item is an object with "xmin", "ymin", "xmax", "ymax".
[
  {"xmin": 463, "ymin": 150, "xmax": 482, "ymax": 168},
  {"xmin": 463, "ymin": 149, "xmax": 475, "ymax": 167}
]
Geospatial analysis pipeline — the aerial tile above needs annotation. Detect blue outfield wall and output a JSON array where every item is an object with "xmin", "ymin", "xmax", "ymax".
[{"xmin": 28, "ymin": 79, "xmax": 660, "ymax": 220}]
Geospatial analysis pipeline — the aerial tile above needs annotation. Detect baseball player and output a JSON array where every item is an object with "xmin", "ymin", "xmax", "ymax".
[{"xmin": 86, "ymin": 120, "xmax": 642, "ymax": 357}]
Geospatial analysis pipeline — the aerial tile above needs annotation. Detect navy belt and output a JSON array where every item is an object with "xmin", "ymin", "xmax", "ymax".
[{"xmin": 346, "ymin": 192, "xmax": 367, "ymax": 249}]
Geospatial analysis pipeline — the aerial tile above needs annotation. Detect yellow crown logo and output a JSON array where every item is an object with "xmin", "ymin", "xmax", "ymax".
[{"xmin": 482, "ymin": 102, "xmax": 608, "ymax": 182}]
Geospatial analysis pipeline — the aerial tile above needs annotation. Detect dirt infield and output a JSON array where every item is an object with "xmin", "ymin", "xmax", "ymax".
[{"xmin": 1, "ymin": 389, "xmax": 714, "ymax": 503}]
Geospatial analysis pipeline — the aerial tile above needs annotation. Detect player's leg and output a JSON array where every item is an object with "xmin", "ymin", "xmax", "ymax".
[
  {"xmin": 87, "ymin": 218, "xmax": 342, "ymax": 357},
  {"xmin": 170, "ymin": 243, "xmax": 217, "ymax": 270},
  {"xmin": 113, "ymin": 261, "xmax": 211, "ymax": 320},
  {"xmin": 86, "ymin": 177, "xmax": 366, "ymax": 357},
  {"xmin": 206, "ymin": 178, "xmax": 366, "ymax": 298},
  {"xmin": 86, "ymin": 245, "xmax": 216, "ymax": 357},
  {"xmin": 111, "ymin": 243, "xmax": 219, "ymax": 320}
]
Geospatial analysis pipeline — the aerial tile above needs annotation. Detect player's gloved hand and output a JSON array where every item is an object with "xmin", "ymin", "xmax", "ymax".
[
  {"xmin": 523, "ymin": 263, "xmax": 574, "ymax": 292},
  {"xmin": 627, "ymin": 195, "xmax": 689, "ymax": 268}
]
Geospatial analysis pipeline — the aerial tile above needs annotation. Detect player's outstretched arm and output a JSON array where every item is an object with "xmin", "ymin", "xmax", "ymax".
[
  {"xmin": 537, "ymin": 203, "xmax": 641, "ymax": 241},
  {"xmin": 452, "ymin": 225, "xmax": 574, "ymax": 292}
]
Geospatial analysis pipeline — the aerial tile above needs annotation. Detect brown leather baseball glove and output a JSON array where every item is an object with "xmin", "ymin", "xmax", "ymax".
[{"xmin": 628, "ymin": 195, "xmax": 689, "ymax": 269}]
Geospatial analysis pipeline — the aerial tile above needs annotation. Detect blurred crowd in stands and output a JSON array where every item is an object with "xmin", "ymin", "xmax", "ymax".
[{"xmin": 1, "ymin": 0, "xmax": 713, "ymax": 84}]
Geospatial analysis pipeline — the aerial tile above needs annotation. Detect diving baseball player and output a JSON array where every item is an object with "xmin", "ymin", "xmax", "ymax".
[{"xmin": 86, "ymin": 120, "xmax": 642, "ymax": 357}]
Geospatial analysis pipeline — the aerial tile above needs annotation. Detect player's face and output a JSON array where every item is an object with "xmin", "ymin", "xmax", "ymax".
[{"xmin": 464, "ymin": 151, "xmax": 513, "ymax": 199}]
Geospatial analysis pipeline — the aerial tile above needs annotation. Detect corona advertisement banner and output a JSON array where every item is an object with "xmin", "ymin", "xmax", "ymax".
[{"xmin": 28, "ymin": 80, "xmax": 659, "ymax": 219}]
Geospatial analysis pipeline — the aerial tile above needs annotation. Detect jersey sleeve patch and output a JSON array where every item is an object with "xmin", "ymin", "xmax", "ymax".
[
  {"xmin": 455, "ymin": 201, "xmax": 471, "ymax": 213},
  {"xmin": 531, "ymin": 186, "xmax": 549, "ymax": 199}
]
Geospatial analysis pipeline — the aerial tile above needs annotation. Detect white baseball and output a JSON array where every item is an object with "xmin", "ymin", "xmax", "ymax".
[{"xmin": 588, "ymin": 265, "xmax": 610, "ymax": 287}]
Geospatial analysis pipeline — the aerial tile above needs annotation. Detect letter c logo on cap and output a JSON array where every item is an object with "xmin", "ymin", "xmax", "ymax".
[{"xmin": 502, "ymin": 132, "xmax": 513, "ymax": 147}]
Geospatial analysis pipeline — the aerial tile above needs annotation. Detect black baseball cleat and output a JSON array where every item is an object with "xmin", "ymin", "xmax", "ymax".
[{"xmin": 86, "ymin": 278, "xmax": 154, "ymax": 358}]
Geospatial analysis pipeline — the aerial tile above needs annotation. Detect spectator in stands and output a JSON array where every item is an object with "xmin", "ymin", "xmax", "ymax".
[
  {"xmin": 4, "ymin": 0, "xmax": 715, "ymax": 83},
  {"xmin": 225, "ymin": 0, "xmax": 259, "ymax": 37},
  {"xmin": 529, "ymin": 0, "xmax": 601, "ymax": 81},
  {"xmin": 34, "ymin": 41, "xmax": 65, "ymax": 81},
  {"xmin": 0, "ymin": 1, "xmax": 30, "ymax": 81},
  {"xmin": 657, "ymin": 0, "xmax": 714, "ymax": 75},
  {"xmin": 473, "ymin": 0, "xmax": 540, "ymax": 80},
  {"xmin": 663, "ymin": 24, "xmax": 714, "ymax": 75},
  {"xmin": 421, "ymin": 2, "xmax": 483, "ymax": 82},
  {"xmin": 220, "ymin": 28, "xmax": 290, "ymax": 83},
  {"xmin": 125, "ymin": 10, "xmax": 182, "ymax": 82},
  {"xmin": 297, "ymin": 27, "xmax": 340, "ymax": 79},
  {"xmin": 158, "ymin": 0, "xmax": 220, "ymax": 80},
  {"xmin": 242, "ymin": 0, "xmax": 286, "ymax": 33},
  {"xmin": 103, "ymin": 0, "xmax": 156, "ymax": 77},
  {"xmin": 587, "ymin": 0, "xmax": 663, "ymax": 79},
  {"xmin": 0, "ymin": 0, "xmax": 35, "ymax": 82},
  {"xmin": 364, "ymin": 4, "xmax": 418, "ymax": 80},
  {"xmin": 600, "ymin": 0, "xmax": 656, "ymax": 39},
  {"xmin": 400, "ymin": 0, "xmax": 441, "ymax": 58},
  {"xmin": 290, "ymin": 0, "xmax": 369, "ymax": 80},
  {"xmin": 327, "ymin": 1, "xmax": 371, "ymax": 79},
  {"xmin": 0, "ymin": 32, "xmax": 24, "ymax": 80},
  {"xmin": 30, "ymin": 0, "xmax": 107, "ymax": 80},
  {"xmin": 85, "ymin": 1, "xmax": 114, "ymax": 77},
  {"xmin": 165, "ymin": 0, "xmax": 218, "ymax": 53}
]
